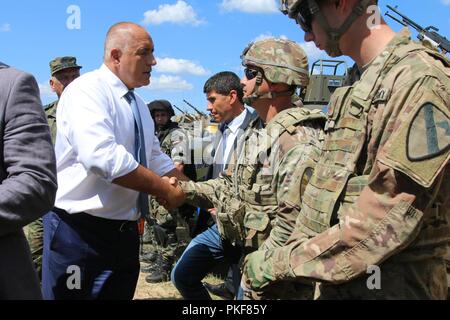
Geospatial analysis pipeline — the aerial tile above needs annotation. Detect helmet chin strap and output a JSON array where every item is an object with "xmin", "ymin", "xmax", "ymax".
[
  {"xmin": 308, "ymin": 0, "xmax": 373, "ymax": 57},
  {"xmin": 243, "ymin": 71, "xmax": 294, "ymax": 106}
]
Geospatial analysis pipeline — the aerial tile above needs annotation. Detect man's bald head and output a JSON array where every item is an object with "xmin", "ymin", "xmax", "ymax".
[
  {"xmin": 103, "ymin": 22, "xmax": 156, "ymax": 90},
  {"xmin": 104, "ymin": 22, "xmax": 149, "ymax": 62}
]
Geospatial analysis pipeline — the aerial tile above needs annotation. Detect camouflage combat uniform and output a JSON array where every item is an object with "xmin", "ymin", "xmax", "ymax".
[
  {"xmin": 24, "ymin": 100, "xmax": 57, "ymax": 279},
  {"xmin": 150, "ymin": 124, "xmax": 194, "ymax": 260},
  {"xmin": 142, "ymin": 114, "xmax": 197, "ymax": 284},
  {"xmin": 182, "ymin": 107, "xmax": 324, "ymax": 248},
  {"xmin": 182, "ymin": 106, "xmax": 324, "ymax": 269},
  {"xmin": 243, "ymin": 29, "xmax": 450, "ymax": 300}
]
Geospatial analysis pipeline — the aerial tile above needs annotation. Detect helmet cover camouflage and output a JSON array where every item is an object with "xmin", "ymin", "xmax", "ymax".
[
  {"xmin": 241, "ymin": 37, "xmax": 309, "ymax": 87},
  {"xmin": 279, "ymin": 0, "xmax": 305, "ymax": 19},
  {"xmin": 279, "ymin": 0, "xmax": 378, "ymax": 18}
]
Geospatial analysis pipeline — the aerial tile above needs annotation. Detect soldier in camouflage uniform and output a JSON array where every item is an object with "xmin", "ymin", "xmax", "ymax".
[
  {"xmin": 143, "ymin": 99, "xmax": 196, "ymax": 283},
  {"xmin": 44, "ymin": 57, "xmax": 82, "ymax": 142},
  {"xmin": 174, "ymin": 38, "xmax": 325, "ymax": 299},
  {"xmin": 24, "ymin": 56, "xmax": 81, "ymax": 279},
  {"xmin": 242, "ymin": 0, "xmax": 450, "ymax": 300}
]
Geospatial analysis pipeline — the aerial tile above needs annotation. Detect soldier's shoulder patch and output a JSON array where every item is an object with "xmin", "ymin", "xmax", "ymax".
[
  {"xmin": 379, "ymin": 101, "xmax": 450, "ymax": 188},
  {"xmin": 407, "ymin": 102, "xmax": 450, "ymax": 161}
]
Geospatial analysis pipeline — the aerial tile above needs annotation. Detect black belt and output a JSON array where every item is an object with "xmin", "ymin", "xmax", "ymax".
[{"xmin": 53, "ymin": 207, "xmax": 137, "ymax": 232}]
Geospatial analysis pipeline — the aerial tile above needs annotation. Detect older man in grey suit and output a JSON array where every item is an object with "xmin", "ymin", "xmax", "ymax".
[{"xmin": 0, "ymin": 62, "xmax": 57, "ymax": 299}]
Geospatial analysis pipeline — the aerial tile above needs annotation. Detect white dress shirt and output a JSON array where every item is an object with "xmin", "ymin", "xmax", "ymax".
[
  {"xmin": 213, "ymin": 108, "xmax": 248, "ymax": 177},
  {"xmin": 55, "ymin": 64, "xmax": 174, "ymax": 221}
]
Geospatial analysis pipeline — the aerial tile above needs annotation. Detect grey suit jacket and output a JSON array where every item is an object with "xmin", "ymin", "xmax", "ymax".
[{"xmin": 0, "ymin": 63, "xmax": 57, "ymax": 299}]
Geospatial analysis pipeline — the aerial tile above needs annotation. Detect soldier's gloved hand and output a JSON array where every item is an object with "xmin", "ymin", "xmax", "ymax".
[
  {"xmin": 240, "ymin": 277, "xmax": 267, "ymax": 300},
  {"xmin": 242, "ymin": 250, "xmax": 276, "ymax": 292},
  {"xmin": 240, "ymin": 277, "xmax": 255, "ymax": 300}
]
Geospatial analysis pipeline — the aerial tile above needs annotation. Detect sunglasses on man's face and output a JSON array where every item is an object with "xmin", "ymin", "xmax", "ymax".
[
  {"xmin": 244, "ymin": 68, "xmax": 259, "ymax": 80},
  {"xmin": 294, "ymin": 2, "xmax": 313, "ymax": 33}
]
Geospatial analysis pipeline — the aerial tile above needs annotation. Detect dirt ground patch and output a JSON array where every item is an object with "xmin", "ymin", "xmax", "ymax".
[{"xmin": 133, "ymin": 263, "xmax": 224, "ymax": 300}]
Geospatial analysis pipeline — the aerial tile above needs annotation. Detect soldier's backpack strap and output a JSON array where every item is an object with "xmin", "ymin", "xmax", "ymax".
[
  {"xmin": 345, "ymin": 41, "xmax": 428, "ymax": 122},
  {"xmin": 270, "ymin": 107, "xmax": 325, "ymax": 137},
  {"xmin": 240, "ymin": 107, "xmax": 326, "ymax": 204}
]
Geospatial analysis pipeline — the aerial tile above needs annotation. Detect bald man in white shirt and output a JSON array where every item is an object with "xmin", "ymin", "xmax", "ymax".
[{"xmin": 42, "ymin": 22, "xmax": 187, "ymax": 300}]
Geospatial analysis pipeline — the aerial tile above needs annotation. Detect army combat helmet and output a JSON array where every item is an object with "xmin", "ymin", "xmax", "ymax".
[
  {"xmin": 148, "ymin": 99, "xmax": 175, "ymax": 118},
  {"xmin": 240, "ymin": 37, "xmax": 309, "ymax": 105},
  {"xmin": 279, "ymin": 0, "xmax": 375, "ymax": 57}
]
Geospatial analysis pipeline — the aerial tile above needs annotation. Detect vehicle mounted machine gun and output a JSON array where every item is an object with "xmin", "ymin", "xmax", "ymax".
[{"xmin": 385, "ymin": 5, "xmax": 449, "ymax": 54}]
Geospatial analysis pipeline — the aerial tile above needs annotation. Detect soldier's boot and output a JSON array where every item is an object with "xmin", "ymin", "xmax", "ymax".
[
  {"xmin": 140, "ymin": 251, "xmax": 164, "ymax": 273},
  {"xmin": 140, "ymin": 250, "xmax": 159, "ymax": 264},
  {"xmin": 140, "ymin": 263, "xmax": 158, "ymax": 274},
  {"xmin": 145, "ymin": 255, "xmax": 173, "ymax": 283}
]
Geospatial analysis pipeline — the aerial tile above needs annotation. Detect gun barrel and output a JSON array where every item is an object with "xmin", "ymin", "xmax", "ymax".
[
  {"xmin": 173, "ymin": 104, "xmax": 187, "ymax": 115},
  {"xmin": 386, "ymin": 5, "xmax": 424, "ymax": 32},
  {"xmin": 183, "ymin": 99, "xmax": 206, "ymax": 116},
  {"xmin": 385, "ymin": 13, "xmax": 406, "ymax": 27}
]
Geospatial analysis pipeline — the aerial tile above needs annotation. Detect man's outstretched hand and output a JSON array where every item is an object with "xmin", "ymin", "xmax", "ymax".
[{"xmin": 157, "ymin": 176, "xmax": 185, "ymax": 210}]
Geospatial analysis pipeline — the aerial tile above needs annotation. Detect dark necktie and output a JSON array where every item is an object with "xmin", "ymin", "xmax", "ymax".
[
  {"xmin": 125, "ymin": 91, "xmax": 150, "ymax": 218},
  {"xmin": 213, "ymin": 123, "xmax": 229, "ymax": 176}
]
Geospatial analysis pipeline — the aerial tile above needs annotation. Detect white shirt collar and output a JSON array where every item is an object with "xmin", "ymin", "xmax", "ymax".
[
  {"xmin": 225, "ymin": 107, "xmax": 248, "ymax": 134},
  {"xmin": 99, "ymin": 64, "xmax": 130, "ymax": 99}
]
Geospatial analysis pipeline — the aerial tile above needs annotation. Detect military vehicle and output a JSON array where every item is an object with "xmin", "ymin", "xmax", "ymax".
[
  {"xmin": 302, "ymin": 59, "xmax": 349, "ymax": 112},
  {"xmin": 171, "ymin": 99, "xmax": 219, "ymax": 181}
]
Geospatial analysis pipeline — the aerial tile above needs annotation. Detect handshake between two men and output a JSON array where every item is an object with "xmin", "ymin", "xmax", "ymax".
[
  {"xmin": 157, "ymin": 175, "xmax": 219, "ymax": 217},
  {"xmin": 157, "ymin": 176, "xmax": 185, "ymax": 210}
]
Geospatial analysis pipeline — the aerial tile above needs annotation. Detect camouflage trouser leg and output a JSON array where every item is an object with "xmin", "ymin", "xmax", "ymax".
[
  {"xmin": 151, "ymin": 200, "xmax": 193, "ymax": 263},
  {"xmin": 159, "ymin": 233, "xmax": 177, "ymax": 262},
  {"xmin": 143, "ymin": 221, "xmax": 156, "ymax": 245},
  {"xmin": 24, "ymin": 217, "xmax": 43, "ymax": 279}
]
